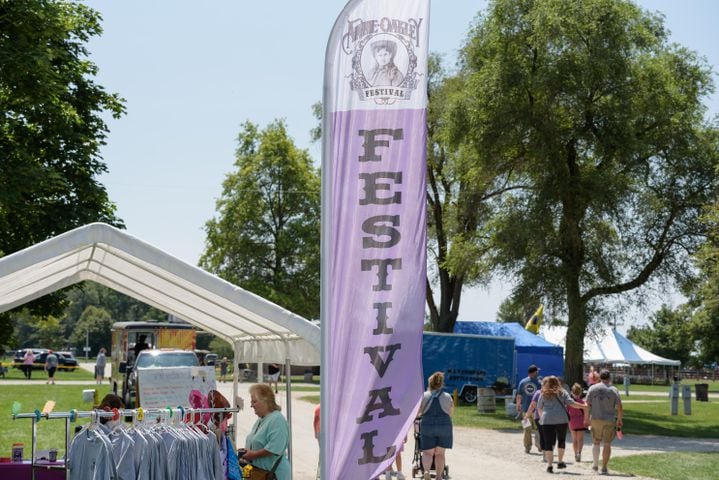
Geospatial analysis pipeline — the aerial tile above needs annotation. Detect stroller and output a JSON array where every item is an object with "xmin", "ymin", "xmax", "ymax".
[{"xmin": 411, "ymin": 418, "xmax": 449, "ymax": 479}]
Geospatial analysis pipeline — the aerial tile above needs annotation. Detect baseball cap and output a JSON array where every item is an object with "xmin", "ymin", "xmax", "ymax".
[{"xmin": 528, "ymin": 365, "xmax": 540, "ymax": 374}]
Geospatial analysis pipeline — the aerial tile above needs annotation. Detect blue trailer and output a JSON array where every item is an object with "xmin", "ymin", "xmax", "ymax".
[{"xmin": 422, "ymin": 332, "xmax": 515, "ymax": 403}]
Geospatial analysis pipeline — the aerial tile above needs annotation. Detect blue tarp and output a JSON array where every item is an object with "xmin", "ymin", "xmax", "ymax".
[{"xmin": 454, "ymin": 321, "xmax": 564, "ymax": 386}]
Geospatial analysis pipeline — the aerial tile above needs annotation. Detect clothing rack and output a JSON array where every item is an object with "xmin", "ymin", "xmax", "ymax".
[{"xmin": 12, "ymin": 406, "xmax": 241, "ymax": 480}]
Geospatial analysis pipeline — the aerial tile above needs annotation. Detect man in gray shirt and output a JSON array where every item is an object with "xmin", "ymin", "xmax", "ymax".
[{"xmin": 586, "ymin": 369, "xmax": 623, "ymax": 475}]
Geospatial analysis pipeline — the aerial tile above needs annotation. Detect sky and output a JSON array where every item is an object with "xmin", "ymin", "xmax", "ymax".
[{"xmin": 83, "ymin": 0, "xmax": 719, "ymax": 329}]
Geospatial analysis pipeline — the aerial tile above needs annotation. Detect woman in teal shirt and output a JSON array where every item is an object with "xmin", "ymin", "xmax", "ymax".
[{"xmin": 241, "ymin": 383, "xmax": 291, "ymax": 479}]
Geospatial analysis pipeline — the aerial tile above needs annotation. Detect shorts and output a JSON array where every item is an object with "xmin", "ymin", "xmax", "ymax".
[
  {"xmin": 419, "ymin": 423, "xmax": 453, "ymax": 450},
  {"xmin": 47, "ymin": 366, "xmax": 57, "ymax": 378},
  {"xmin": 571, "ymin": 427, "xmax": 588, "ymax": 432},
  {"xmin": 268, "ymin": 372, "xmax": 280, "ymax": 382},
  {"xmin": 591, "ymin": 419, "xmax": 616, "ymax": 443},
  {"xmin": 420, "ymin": 433, "xmax": 453, "ymax": 450},
  {"xmin": 95, "ymin": 366, "xmax": 105, "ymax": 377}
]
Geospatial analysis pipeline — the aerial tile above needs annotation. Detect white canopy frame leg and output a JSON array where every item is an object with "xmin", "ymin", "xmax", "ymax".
[
  {"xmin": 284, "ymin": 338, "xmax": 293, "ymax": 480},
  {"xmin": 232, "ymin": 340, "xmax": 240, "ymax": 442}
]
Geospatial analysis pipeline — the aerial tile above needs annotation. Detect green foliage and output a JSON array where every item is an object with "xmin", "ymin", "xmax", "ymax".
[
  {"xmin": 425, "ymin": 53, "xmax": 500, "ymax": 333},
  {"xmin": 67, "ymin": 305, "xmax": 113, "ymax": 355},
  {"xmin": 452, "ymin": 0, "xmax": 719, "ymax": 383},
  {"xmin": 209, "ymin": 337, "xmax": 234, "ymax": 359},
  {"xmin": 0, "ymin": 0, "xmax": 125, "ymax": 346},
  {"xmin": 10, "ymin": 282, "xmax": 166, "ymax": 353},
  {"xmin": 688, "ymin": 201, "xmax": 719, "ymax": 366},
  {"xmin": 627, "ymin": 305, "xmax": 696, "ymax": 367},
  {"xmin": 201, "ymin": 120, "xmax": 321, "ymax": 319},
  {"xmin": 611, "ymin": 453, "xmax": 719, "ymax": 480}
]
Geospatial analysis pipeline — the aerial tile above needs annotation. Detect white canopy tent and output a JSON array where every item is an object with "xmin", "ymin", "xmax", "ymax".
[
  {"xmin": 0, "ymin": 222, "xmax": 320, "ymax": 477},
  {"xmin": 540, "ymin": 326, "xmax": 680, "ymax": 366}
]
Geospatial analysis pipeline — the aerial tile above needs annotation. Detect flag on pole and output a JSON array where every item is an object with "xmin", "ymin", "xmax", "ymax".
[
  {"xmin": 525, "ymin": 304, "xmax": 544, "ymax": 334},
  {"xmin": 321, "ymin": 1, "xmax": 430, "ymax": 479}
]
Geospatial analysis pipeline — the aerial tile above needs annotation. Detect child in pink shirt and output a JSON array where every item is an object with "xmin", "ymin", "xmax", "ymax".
[{"xmin": 567, "ymin": 383, "xmax": 587, "ymax": 462}]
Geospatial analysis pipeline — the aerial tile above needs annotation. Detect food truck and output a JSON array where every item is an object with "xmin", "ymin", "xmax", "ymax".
[{"xmin": 110, "ymin": 321, "xmax": 196, "ymax": 404}]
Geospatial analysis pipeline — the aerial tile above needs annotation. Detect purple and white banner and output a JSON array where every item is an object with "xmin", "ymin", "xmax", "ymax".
[{"xmin": 321, "ymin": 1, "xmax": 430, "ymax": 479}]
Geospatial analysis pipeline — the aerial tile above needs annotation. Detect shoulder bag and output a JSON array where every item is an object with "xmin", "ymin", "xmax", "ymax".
[{"xmin": 248, "ymin": 451, "xmax": 284, "ymax": 480}]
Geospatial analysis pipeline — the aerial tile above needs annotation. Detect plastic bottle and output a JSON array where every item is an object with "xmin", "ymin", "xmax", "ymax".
[{"xmin": 616, "ymin": 427, "xmax": 623, "ymax": 440}]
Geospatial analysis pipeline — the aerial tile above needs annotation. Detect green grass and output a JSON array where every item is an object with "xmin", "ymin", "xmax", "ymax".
[
  {"xmin": 0, "ymin": 384, "xmax": 114, "ymax": 459},
  {"xmin": 622, "ymin": 397, "xmax": 719, "ymax": 438},
  {"xmin": 0, "ymin": 364, "xmax": 94, "ymax": 381},
  {"xmin": 453, "ymin": 402, "xmax": 522, "ymax": 430},
  {"xmin": 611, "ymin": 452, "xmax": 719, "ymax": 480}
]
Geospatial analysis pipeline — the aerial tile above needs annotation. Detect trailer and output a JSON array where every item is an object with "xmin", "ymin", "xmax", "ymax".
[{"xmin": 422, "ymin": 332, "xmax": 515, "ymax": 403}]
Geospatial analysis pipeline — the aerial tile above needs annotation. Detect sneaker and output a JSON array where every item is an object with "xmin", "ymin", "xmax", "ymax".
[
  {"xmin": 423, "ymin": 472, "xmax": 431, "ymax": 480},
  {"xmin": 592, "ymin": 465, "xmax": 599, "ymax": 472},
  {"xmin": 384, "ymin": 472, "xmax": 392, "ymax": 480},
  {"xmin": 525, "ymin": 447, "xmax": 531, "ymax": 454},
  {"xmin": 546, "ymin": 466, "xmax": 553, "ymax": 473},
  {"xmin": 397, "ymin": 474, "xmax": 405, "ymax": 480},
  {"xmin": 576, "ymin": 453, "xmax": 581, "ymax": 462},
  {"xmin": 542, "ymin": 457, "xmax": 547, "ymax": 463},
  {"xmin": 557, "ymin": 462, "xmax": 567, "ymax": 469},
  {"xmin": 601, "ymin": 468, "xmax": 608, "ymax": 475}
]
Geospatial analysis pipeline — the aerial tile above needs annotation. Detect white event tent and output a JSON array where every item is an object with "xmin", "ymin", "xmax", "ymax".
[
  {"xmin": 540, "ymin": 325, "xmax": 680, "ymax": 366},
  {"xmin": 0, "ymin": 222, "xmax": 321, "ymax": 470}
]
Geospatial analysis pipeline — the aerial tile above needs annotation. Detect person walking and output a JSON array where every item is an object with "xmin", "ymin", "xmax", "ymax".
[
  {"xmin": 537, "ymin": 376, "xmax": 588, "ymax": 473},
  {"xmin": 568, "ymin": 383, "xmax": 588, "ymax": 462},
  {"xmin": 586, "ymin": 369, "xmax": 624, "ymax": 475},
  {"xmin": 45, "ymin": 349, "xmax": 59, "ymax": 384},
  {"xmin": 268, "ymin": 363, "xmax": 281, "ymax": 393},
  {"xmin": 22, "ymin": 349, "xmax": 35, "ymax": 379},
  {"xmin": 95, "ymin": 347, "xmax": 107, "ymax": 384},
  {"xmin": 418, "ymin": 371, "xmax": 453, "ymax": 480},
  {"xmin": 587, "ymin": 365, "xmax": 600, "ymax": 386},
  {"xmin": 219, "ymin": 357, "xmax": 228, "ymax": 383},
  {"xmin": 524, "ymin": 377, "xmax": 549, "ymax": 462},
  {"xmin": 516, "ymin": 364, "xmax": 542, "ymax": 453}
]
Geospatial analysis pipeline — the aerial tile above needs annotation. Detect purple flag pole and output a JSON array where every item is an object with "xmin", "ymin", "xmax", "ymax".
[{"xmin": 322, "ymin": 1, "xmax": 430, "ymax": 478}]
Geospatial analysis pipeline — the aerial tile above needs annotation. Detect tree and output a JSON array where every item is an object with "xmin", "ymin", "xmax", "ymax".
[
  {"xmin": 68, "ymin": 305, "xmax": 113, "ymax": 357},
  {"xmin": 425, "ymin": 54, "xmax": 518, "ymax": 333},
  {"xmin": 0, "ymin": 0, "xmax": 125, "ymax": 345},
  {"xmin": 627, "ymin": 305, "xmax": 695, "ymax": 366},
  {"xmin": 451, "ymin": 0, "xmax": 719, "ymax": 383},
  {"xmin": 200, "ymin": 120, "xmax": 321, "ymax": 319},
  {"xmin": 685, "ymin": 198, "xmax": 719, "ymax": 366}
]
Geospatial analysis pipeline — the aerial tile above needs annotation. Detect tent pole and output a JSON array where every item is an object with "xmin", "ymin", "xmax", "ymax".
[
  {"xmin": 232, "ymin": 340, "xmax": 240, "ymax": 441},
  {"xmin": 284, "ymin": 342, "xmax": 293, "ymax": 480}
]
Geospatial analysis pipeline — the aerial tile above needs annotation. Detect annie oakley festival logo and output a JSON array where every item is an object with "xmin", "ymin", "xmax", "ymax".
[{"xmin": 342, "ymin": 16, "xmax": 424, "ymax": 103}]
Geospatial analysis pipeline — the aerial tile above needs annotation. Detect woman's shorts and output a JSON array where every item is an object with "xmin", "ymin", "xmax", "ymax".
[{"xmin": 420, "ymin": 433, "xmax": 453, "ymax": 450}]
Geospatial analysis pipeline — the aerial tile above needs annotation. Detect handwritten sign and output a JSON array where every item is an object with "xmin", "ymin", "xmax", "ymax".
[{"xmin": 137, "ymin": 366, "xmax": 216, "ymax": 408}]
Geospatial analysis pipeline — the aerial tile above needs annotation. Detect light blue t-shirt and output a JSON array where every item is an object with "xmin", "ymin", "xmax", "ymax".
[
  {"xmin": 246, "ymin": 410, "xmax": 290, "ymax": 480},
  {"xmin": 68, "ymin": 428, "xmax": 118, "ymax": 480},
  {"xmin": 517, "ymin": 375, "xmax": 541, "ymax": 412}
]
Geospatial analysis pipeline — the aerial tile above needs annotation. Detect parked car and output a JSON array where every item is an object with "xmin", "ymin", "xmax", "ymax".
[
  {"xmin": 11, "ymin": 349, "xmax": 78, "ymax": 371},
  {"xmin": 121, "ymin": 349, "xmax": 199, "ymax": 407},
  {"xmin": 204, "ymin": 353, "xmax": 218, "ymax": 366}
]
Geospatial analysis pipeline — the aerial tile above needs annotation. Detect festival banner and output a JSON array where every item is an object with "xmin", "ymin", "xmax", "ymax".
[{"xmin": 321, "ymin": 1, "xmax": 430, "ymax": 478}]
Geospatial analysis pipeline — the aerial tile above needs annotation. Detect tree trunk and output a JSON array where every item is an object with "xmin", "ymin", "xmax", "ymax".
[{"xmin": 564, "ymin": 287, "xmax": 587, "ymax": 386}]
